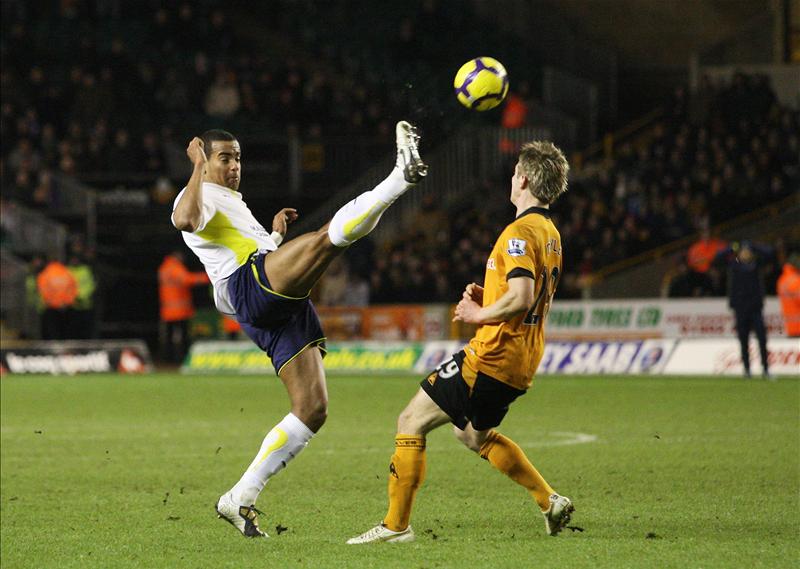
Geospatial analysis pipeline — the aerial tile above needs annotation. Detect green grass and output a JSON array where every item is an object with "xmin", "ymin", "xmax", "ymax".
[{"xmin": 2, "ymin": 373, "xmax": 799, "ymax": 569}]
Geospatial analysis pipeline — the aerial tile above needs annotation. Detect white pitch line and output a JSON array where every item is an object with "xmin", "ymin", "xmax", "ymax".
[
  {"xmin": 518, "ymin": 431, "xmax": 598, "ymax": 448},
  {"xmin": 318, "ymin": 431, "xmax": 598, "ymax": 454}
]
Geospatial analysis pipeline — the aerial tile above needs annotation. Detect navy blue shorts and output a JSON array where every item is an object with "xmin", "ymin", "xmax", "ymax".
[{"xmin": 227, "ymin": 252, "xmax": 326, "ymax": 375}]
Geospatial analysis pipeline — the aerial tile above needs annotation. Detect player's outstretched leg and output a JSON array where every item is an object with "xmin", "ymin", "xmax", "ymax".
[
  {"xmin": 327, "ymin": 120, "xmax": 427, "ymax": 247},
  {"xmin": 459, "ymin": 426, "xmax": 574, "ymax": 536}
]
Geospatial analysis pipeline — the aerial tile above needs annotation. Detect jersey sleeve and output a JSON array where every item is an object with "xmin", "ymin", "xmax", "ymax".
[
  {"xmin": 171, "ymin": 188, "xmax": 216, "ymax": 232},
  {"xmin": 499, "ymin": 224, "xmax": 537, "ymax": 281}
]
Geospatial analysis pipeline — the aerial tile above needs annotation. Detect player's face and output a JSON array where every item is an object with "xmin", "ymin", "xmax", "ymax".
[{"xmin": 205, "ymin": 140, "xmax": 242, "ymax": 190}]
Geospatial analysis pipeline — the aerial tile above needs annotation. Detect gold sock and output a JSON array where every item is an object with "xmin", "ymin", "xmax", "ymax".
[
  {"xmin": 383, "ymin": 434, "xmax": 426, "ymax": 531},
  {"xmin": 479, "ymin": 430, "xmax": 555, "ymax": 511}
]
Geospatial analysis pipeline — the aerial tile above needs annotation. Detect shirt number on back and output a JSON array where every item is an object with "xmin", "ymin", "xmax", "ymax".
[{"xmin": 524, "ymin": 267, "xmax": 559, "ymax": 325}]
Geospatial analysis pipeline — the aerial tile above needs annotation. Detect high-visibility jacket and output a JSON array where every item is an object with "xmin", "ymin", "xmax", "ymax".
[
  {"xmin": 67, "ymin": 264, "xmax": 96, "ymax": 310},
  {"xmin": 777, "ymin": 263, "xmax": 800, "ymax": 337},
  {"xmin": 501, "ymin": 94, "xmax": 528, "ymax": 129},
  {"xmin": 37, "ymin": 261, "xmax": 78, "ymax": 309},
  {"xmin": 158, "ymin": 255, "xmax": 209, "ymax": 322},
  {"xmin": 26, "ymin": 275, "xmax": 45, "ymax": 313},
  {"xmin": 687, "ymin": 238, "xmax": 727, "ymax": 273}
]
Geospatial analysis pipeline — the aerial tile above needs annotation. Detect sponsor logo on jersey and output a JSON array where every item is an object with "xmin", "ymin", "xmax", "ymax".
[
  {"xmin": 507, "ymin": 238, "xmax": 527, "ymax": 257},
  {"xmin": 487, "ymin": 258, "xmax": 496, "ymax": 270}
]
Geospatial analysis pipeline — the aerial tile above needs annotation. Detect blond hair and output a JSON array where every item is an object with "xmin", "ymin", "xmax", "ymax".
[{"xmin": 518, "ymin": 141, "xmax": 569, "ymax": 204}]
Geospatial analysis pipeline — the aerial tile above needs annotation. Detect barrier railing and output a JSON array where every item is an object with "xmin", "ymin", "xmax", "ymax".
[
  {"xmin": 0, "ymin": 250, "xmax": 39, "ymax": 339},
  {"xmin": 0, "ymin": 202, "xmax": 68, "ymax": 260}
]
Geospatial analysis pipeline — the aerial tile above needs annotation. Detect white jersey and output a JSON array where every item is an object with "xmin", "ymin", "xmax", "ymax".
[{"xmin": 171, "ymin": 182, "xmax": 279, "ymax": 315}]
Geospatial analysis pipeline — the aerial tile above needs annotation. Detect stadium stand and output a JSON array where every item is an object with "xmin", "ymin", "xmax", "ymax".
[
  {"xmin": 360, "ymin": 73, "xmax": 799, "ymax": 303},
  {"xmin": 1, "ymin": 1, "xmax": 797, "ymax": 342}
]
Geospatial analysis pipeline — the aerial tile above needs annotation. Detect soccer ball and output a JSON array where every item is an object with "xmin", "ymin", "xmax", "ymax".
[{"xmin": 453, "ymin": 57, "xmax": 509, "ymax": 111}]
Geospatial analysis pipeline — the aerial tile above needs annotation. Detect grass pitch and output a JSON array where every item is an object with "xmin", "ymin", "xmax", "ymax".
[{"xmin": 1, "ymin": 372, "xmax": 798, "ymax": 569}]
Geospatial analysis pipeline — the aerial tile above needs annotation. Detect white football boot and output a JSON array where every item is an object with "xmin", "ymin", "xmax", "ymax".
[
  {"xmin": 396, "ymin": 121, "xmax": 428, "ymax": 183},
  {"xmin": 347, "ymin": 523, "xmax": 416, "ymax": 544},
  {"xmin": 542, "ymin": 494, "xmax": 574, "ymax": 536},
  {"xmin": 215, "ymin": 492, "xmax": 268, "ymax": 538}
]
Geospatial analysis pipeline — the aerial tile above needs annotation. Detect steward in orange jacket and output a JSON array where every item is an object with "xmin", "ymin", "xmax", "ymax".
[
  {"xmin": 687, "ymin": 231, "xmax": 727, "ymax": 274},
  {"xmin": 37, "ymin": 260, "xmax": 78, "ymax": 309},
  {"xmin": 777, "ymin": 259, "xmax": 800, "ymax": 337},
  {"xmin": 158, "ymin": 252, "xmax": 210, "ymax": 322},
  {"xmin": 36, "ymin": 260, "xmax": 78, "ymax": 339}
]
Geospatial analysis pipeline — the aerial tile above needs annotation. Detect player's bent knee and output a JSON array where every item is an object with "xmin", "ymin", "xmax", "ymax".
[
  {"xmin": 396, "ymin": 408, "xmax": 424, "ymax": 435},
  {"xmin": 300, "ymin": 407, "xmax": 327, "ymax": 432},
  {"xmin": 314, "ymin": 226, "xmax": 337, "ymax": 248},
  {"xmin": 454, "ymin": 426, "xmax": 482, "ymax": 452},
  {"xmin": 294, "ymin": 398, "xmax": 328, "ymax": 432}
]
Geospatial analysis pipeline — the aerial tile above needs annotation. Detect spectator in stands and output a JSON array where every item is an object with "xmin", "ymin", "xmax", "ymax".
[
  {"xmin": 204, "ymin": 71, "xmax": 241, "ymax": 118},
  {"xmin": 32, "ymin": 169, "xmax": 60, "ymax": 211},
  {"xmin": 37, "ymin": 258, "xmax": 78, "ymax": 340},
  {"xmin": 715, "ymin": 241, "xmax": 774, "ymax": 379},
  {"xmin": 318, "ymin": 257, "xmax": 349, "ymax": 306},
  {"xmin": 687, "ymin": 225, "xmax": 727, "ymax": 275},
  {"xmin": 776, "ymin": 253, "xmax": 800, "ymax": 338},
  {"xmin": 158, "ymin": 251, "xmax": 210, "ymax": 364},
  {"xmin": 106, "ymin": 129, "xmax": 134, "ymax": 172},
  {"xmin": 499, "ymin": 82, "xmax": 531, "ymax": 155}
]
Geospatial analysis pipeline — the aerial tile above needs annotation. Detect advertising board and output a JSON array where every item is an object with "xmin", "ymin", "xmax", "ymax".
[{"xmin": 1, "ymin": 340, "xmax": 152, "ymax": 375}]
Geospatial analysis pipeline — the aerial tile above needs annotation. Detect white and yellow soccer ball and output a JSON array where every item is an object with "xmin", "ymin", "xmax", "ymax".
[{"xmin": 453, "ymin": 57, "xmax": 509, "ymax": 111}]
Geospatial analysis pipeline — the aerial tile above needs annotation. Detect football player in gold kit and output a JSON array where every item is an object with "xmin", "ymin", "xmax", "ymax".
[{"xmin": 348, "ymin": 141, "xmax": 573, "ymax": 544}]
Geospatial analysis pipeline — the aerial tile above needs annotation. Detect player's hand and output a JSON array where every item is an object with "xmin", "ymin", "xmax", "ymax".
[
  {"xmin": 453, "ymin": 297, "xmax": 482, "ymax": 324},
  {"xmin": 272, "ymin": 208, "xmax": 298, "ymax": 237},
  {"xmin": 186, "ymin": 137, "xmax": 207, "ymax": 168},
  {"xmin": 464, "ymin": 282, "xmax": 484, "ymax": 305}
]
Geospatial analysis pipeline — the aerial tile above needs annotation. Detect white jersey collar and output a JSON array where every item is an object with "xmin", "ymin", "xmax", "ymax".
[{"xmin": 204, "ymin": 181, "xmax": 241, "ymax": 198}]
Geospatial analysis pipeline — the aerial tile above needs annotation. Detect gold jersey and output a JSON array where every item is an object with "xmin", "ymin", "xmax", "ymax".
[{"xmin": 464, "ymin": 207, "xmax": 562, "ymax": 390}]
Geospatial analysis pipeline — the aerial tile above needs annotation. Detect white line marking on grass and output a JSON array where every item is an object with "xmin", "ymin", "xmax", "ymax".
[
  {"xmin": 318, "ymin": 431, "xmax": 598, "ymax": 454},
  {"xmin": 518, "ymin": 431, "xmax": 598, "ymax": 448}
]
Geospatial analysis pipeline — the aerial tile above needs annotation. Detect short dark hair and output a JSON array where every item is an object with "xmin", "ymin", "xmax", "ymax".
[{"xmin": 200, "ymin": 129, "xmax": 237, "ymax": 158}]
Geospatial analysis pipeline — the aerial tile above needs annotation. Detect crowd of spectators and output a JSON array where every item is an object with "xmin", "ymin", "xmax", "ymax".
[
  {"xmin": 351, "ymin": 73, "xmax": 798, "ymax": 304},
  {"xmin": 1, "ymin": 0, "xmax": 489, "ymax": 209},
  {"xmin": 2, "ymin": 2, "xmax": 797, "ymax": 310}
]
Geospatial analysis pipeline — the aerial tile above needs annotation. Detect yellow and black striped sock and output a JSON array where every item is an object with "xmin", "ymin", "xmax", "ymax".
[
  {"xmin": 383, "ymin": 434, "xmax": 426, "ymax": 532},
  {"xmin": 479, "ymin": 430, "xmax": 555, "ymax": 511}
]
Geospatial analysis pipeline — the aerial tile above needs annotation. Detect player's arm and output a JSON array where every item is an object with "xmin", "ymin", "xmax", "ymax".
[
  {"xmin": 172, "ymin": 137, "xmax": 207, "ymax": 232},
  {"xmin": 453, "ymin": 276, "xmax": 534, "ymax": 325}
]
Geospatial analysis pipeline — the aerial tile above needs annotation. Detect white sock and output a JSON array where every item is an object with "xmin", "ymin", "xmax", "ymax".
[
  {"xmin": 327, "ymin": 168, "xmax": 410, "ymax": 247},
  {"xmin": 229, "ymin": 413, "xmax": 314, "ymax": 505}
]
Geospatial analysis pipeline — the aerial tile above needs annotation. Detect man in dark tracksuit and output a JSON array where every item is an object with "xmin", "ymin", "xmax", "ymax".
[{"xmin": 716, "ymin": 241, "xmax": 773, "ymax": 378}]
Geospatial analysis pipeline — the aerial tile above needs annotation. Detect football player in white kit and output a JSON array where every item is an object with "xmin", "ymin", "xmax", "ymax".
[{"xmin": 172, "ymin": 122, "xmax": 427, "ymax": 537}]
